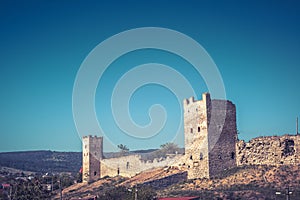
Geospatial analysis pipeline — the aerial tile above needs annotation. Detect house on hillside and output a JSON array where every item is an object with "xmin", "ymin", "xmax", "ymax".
[{"xmin": 0, "ymin": 183, "xmax": 11, "ymax": 197}]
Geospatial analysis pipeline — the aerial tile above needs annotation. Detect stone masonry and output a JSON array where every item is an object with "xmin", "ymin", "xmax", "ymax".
[
  {"xmin": 82, "ymin": 138, "xmax": 181, "ymax": 182},
  {"xmin": 236, "ymin": 135, "xmax": 300, "ymax": 166},
  {"xmin": 100, "ymin": 154, "xmax": 182, "ymax": 178},
  {"xmin": 82, "ymin": 136, "xmax": 103, "ymax": 183},
  {"xmin": 183, "ymin": 93, "xmax": 237, "ymax": 179},
  {"xmin": 82, "ymin": 92, "xmax": 300, "ymax": 182}
]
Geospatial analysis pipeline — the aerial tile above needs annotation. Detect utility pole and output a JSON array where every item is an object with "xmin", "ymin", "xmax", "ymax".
[
  {"xmin": 297, "ymin": 117, "xmax": 299, "ymax": 135},
  {"xmin": 9, "ymin": 185, "xmax": 12, "ymax": 200},
  {"xmin": 51, "ymin": 176, "xmax": 53, "ymax": 193},
  {"xmin": 275, "ymin": 186, "xmax": 292, "ymax": 200},
  {"xmin": 59, "ymin": 176, "xmax": 62, "ymax": 200},
  {"xmin": 128, "ymin": 185, "xmax": 138, "ymax": 200},
  {"xmin": 285, "ymin": 186, "xmax": 292, "ymax": 200},
  {"xmin": 134, "ymin": 185, "xmax": 138, "ymax": 200}
]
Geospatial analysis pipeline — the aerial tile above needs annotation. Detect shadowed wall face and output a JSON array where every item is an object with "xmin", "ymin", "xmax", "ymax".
[
  {"xmin": 183, "ymin": 93, "xmax": 238, "ymax": 179},
  {"xmin": 208, "ymin": 100, "xmax": 237, "ymax": 177},
  {"xmin": 82, "ymin": 93, "xmax": 300, "ymax": 182}
]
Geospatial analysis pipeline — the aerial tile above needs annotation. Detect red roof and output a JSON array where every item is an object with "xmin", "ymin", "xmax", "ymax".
[
  {"xmin": 1, "ymin": 184, "xmax": 11, "ymax": 188},
  {"xmin": 159, "ymin": 197, "xmax": 200, "ymax": 200}
]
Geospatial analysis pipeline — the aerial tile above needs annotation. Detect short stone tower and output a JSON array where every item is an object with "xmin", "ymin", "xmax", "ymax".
[
  {"xmin": 82, "ymin": 135, "xmax": 103, "ymax": 183},
  {"xmin": 183, "ymin": 93, "xmax": 237, "ymax": 179}
]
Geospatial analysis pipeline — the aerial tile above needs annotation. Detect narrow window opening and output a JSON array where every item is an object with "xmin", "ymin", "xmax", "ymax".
[
  {"xmin": 126, "ymin": 162, "xmax": 129, "ymax": 169},
  {"xmin": 231, "ymin": 152, "xmax": 235, "ymax": 159},
  {"xmin": 200, "ymin": 152, "xmax": 203, "ymax": 160},
  {"xmin": 190, "ymin": 155, "xmax": 193, "ymax": 160},
  {"xmin": 198, "ymin": 127, "xmax": 200, "ymax": 132},
  {"xmin": 117, "ymin": 167, "xmax": 120, "ymax": 175},
  {"xmin": 190, "ymin": 128, "xmax": 193, "ymax": 133},
  {"xmin": 94, "ymin": 171, "xmax": 97, "ymax": 176},
  {"xmin": 283, "ymin": 139, "xmax": 295, "ymax": 156}
]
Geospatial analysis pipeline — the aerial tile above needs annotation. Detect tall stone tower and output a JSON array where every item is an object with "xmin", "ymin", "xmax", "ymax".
[
  {"xmin": 82, "ymin": 135, "xmax": 103, "ymax": 183},
  {"xmin": 183, "ymin": 93, "xmax": 237, "ymax": 179}
]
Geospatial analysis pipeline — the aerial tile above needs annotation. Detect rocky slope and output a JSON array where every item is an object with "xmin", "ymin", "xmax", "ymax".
[
  {"xmin": 160, "ymin": 165, "xmax": 300, "ymax": 199},
  {"xmin": 56, "ymin": 164, "xmax": 300, "ymax": 200}
]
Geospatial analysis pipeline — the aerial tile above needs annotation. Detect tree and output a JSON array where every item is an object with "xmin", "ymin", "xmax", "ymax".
[
  {"xmin": 117, "ymin": 144, "xmax": 129, "ymax": 156},
  {"xmin": 147, "ymin": 142, "xmax": 180, "ymax": 160},
  {"xmin": 98, "ymin": 186, "xmax": 131, "ymax": 200},
  {"xmin": 160, "ymin": 142, "xmax": 180, "ymax": 154},
  {"xmin": 98, "ymin": 185, "xmax": 157, "ymax": 200},
  {"xmin": 76, "ymin": 171, "xmax": 82, "ymax": 183},
  {"xmin": 11, "ymin": 180, "xmax": 51, "ymax": 200},
  {"xmin": 135, "ymin": 185, "xmax": 157, "ymax": 200}
]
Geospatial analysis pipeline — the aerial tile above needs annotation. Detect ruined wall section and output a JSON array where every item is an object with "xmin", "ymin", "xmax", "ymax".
[
  {"xmin": 208, "ymin": 100, "xmax": 237, "ymax": 177},
  {"xmin": 183, "ymin": 93, "xmax": 210, "ymax": 179},
  {"xmin": 100, "ymin": 154, "xmax": 182, "ymax": 178},
  {"xmin": 236, "ymin": 135, "xmax": 300, "ymax": 166},
  {"xmin": 82, "ymin": 136, "xmax": 103, "ymax": 183}
]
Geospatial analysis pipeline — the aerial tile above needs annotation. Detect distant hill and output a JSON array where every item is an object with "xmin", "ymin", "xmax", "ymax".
[
  {"xmin": 0, "ymin": 151, "xmax": 82, "ymax": 174},
  {"xmin": 0, "ymin": 148, "xmax": 185, "ymax": 174}
]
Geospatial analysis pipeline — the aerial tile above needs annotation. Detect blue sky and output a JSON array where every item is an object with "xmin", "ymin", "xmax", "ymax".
[{"xmin": 0, "ymin": 0, "xmax": 299, "ymax": 152}]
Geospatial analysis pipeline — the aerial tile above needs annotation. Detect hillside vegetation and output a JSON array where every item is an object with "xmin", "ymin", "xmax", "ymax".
[
  {"xmin": 57, "ymin": 165, "xmax": 300, "ymax": 200},
  {"xmin": 160, "ymin": 165, "xmax": 300, "ymax": 199},
  {"xmin": 0, "ymin": 151, "xmax": 82, "ymax": 173}
]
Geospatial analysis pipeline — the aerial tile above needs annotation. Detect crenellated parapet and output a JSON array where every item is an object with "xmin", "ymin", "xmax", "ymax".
[
  {"xmin": 183, "ymin": 93, "xmax": 237, "ymax": 179},
  {"xmin": 82, "ymin": 92, "xmax": 298, "ymax": 183},
  {"xmin": 82, "ymin": 135, "xmax": 103, "ymax": 183}
]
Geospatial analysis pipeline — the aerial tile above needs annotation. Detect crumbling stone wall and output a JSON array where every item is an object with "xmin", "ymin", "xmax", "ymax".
[
  {"xmin": 82, "ymin": 93, "xmax": 299, "ymax": 183},
  {"xmin": 236, "ymin": 135, "xmax": 300, "ymax": 166},
  {"xmin": 101, "ymin": 154, "xmax": 182, "ymax": 178},
  {"xmin": 82, "ymin": 137, "xmax": 182, "ymax": 180}
]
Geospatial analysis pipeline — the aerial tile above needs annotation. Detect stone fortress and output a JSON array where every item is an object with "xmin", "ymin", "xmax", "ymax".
[{"xmin": 82, "ymin": 93, "xmax": 300, "ymax": 183}]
